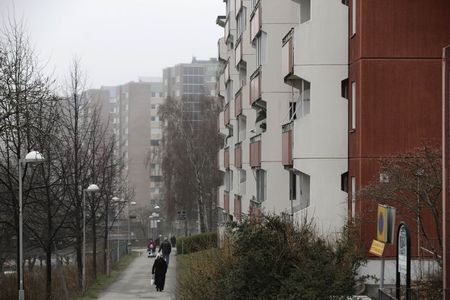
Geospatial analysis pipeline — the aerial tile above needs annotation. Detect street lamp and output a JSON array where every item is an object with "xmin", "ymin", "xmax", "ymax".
[
  {"xmin": 106, "ymin": 196, "xmax": 120, "ymax": 277},
  {"xmin": 18, "ymin": 151, "xmax": 45, "ymax": 300},
  {"xmin": 82, "ymin": 184, "xmax": 100, "ymax": 293},
  {"xmin": 127, "ymin": 201, "xmax": 136, "ymax": 253}
]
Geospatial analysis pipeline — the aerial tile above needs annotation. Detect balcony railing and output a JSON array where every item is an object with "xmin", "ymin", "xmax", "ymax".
[
  {"xmin": 224, "ymin": 191, "xmax": 230, "ymax": 213},
  {"xmin": 224, "ymin": 103, "xmax": 230, "ymax": 126},
  {"xmin": 282, "ymin": 28, "xmax": 294, "ymax": 79},
  {"xmin": 234, "ymin": 195, "xmax": 242, "ymax": 222},
  {"xmin": 235, "ymin": 90, "xmax": 242, "ymax": 117},
  {"xmin": 250, "ymin": 4, "xmax": 261, "ymax": 42},
  {"xmin": 250, "ymin": 134, "xmax": 261, "ymax": 168},
  {"xmin": 235, "ymin": 37, "xmax": 243, "ymax": 67},
  {"xmin": 250, "ymin": 69, "xmax": 261, "ymax": 105},
  {"xmin": 235, "ymin": 142, "xmax": 242, "ymax": 168},
  {"xmin": 282, "ymin": 122, "xmax": 294, "ymax": 167}
]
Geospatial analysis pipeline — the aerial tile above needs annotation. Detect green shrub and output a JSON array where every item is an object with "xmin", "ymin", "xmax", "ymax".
[
  {"xmin": 176, "ymin": 232, "xmax": 217, "ymax": 255},
  {"xmin": 177, "ymin": 215, "xmax": 367, "ymax": 300}
]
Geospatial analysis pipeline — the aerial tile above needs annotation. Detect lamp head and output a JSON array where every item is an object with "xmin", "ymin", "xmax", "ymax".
[
  {"xmin": 24, "ymin": 150, "xmax": 45, "ymax": 163},
  {"xmin": 86, "ymin": 184, "xmax": 100, "ymax": 192}
]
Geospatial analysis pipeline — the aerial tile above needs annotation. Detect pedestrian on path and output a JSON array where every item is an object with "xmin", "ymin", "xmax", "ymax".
[
  {"xmin": 152, "ymin": 253, "xmax": 167, "ymax": 292},
  {"xmin": 159, "ymin": 237, "xmax": 172, "ymax": 266}
]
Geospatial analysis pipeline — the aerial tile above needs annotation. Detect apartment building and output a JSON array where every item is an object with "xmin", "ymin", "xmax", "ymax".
[
  {"xmin": 348, "ymin": 0, "xmax": 450, "ymax": 281},
  {"xmin": 282, "ymin": 1, "xmax": 349, "ymax": 232},
  {"xmin": 163, "ymin": 58, "xmax": 219, "ymax": 123},
  {"xmin": 87, "ymin": 80, "xmax": 164, "ymax": 211},
  {"xmin": 217, "ymin": 0, "xmax": 299, "ymax": 226}
]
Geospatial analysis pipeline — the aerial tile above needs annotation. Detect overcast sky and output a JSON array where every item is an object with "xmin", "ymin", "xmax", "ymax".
[{"xmin": 0, "ymin": 0, "xmax": 225, "ymax": 88}]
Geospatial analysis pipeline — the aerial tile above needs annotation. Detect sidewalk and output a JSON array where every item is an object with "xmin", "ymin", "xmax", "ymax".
[{"xmin": 97, "ymin": 248, "xmax": 176, "ymax": 300}]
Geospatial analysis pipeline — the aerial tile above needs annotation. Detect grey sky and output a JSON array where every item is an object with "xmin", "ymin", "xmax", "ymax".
[{"xmin": 0, "ymin": 0, "xmax": 225, "ymax": 88}]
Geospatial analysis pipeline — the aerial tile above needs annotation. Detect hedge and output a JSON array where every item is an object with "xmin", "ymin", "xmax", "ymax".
[{"xmin": 176, "ymin": 232, "xmax": 217, "ymax": 255}]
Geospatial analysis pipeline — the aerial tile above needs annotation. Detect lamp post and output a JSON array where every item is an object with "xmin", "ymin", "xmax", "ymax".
[
  {"xmin": 127, "ymin": 201, "xmax": 136, "ymax": 254},
  {"xmin": 18, "ymin": 151, "xmax": 45, "ymax": 300},
  {"xmin": 82, "ymin": 184, "xmax": 100, "ymax": 294}
]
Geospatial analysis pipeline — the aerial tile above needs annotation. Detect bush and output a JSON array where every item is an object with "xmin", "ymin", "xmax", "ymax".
[
  {"xmin": 176, "ymin": 232, "xmax": 217, "ymax": 255},
  {"xmin": 177, "ymin": 215, "xmax": 367, "ymax": 300}
]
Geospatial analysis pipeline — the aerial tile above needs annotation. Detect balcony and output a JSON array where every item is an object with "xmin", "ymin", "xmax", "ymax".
[
  {"xmin": 282, "ymin": 122, "xmax": 294, "ymax": 168},
  {"xmin": 234, "ymin": 195, "xmax": 242, "ymax": 222},
  {"xmin": 250, "ymin": 134, "xmax": 261, "ymax": 168},
  {"xmin": 282, "ymin": 28, "xmax": 295, "ymax": 81},
  {"xmin": 235, "ymin": 90, "xmax": 242, "ymax": 117},
  {"xmin": 224, "ymin": 191, "xmax": 230, "ymax": 213},
  {"xmin": 250, "ymin": 69, "xmax": 261, "ymax": 106},
  {"xmin": 235, "ymin": 142, "xmax": 242, "ymax": 168},
  {"xmin": 250, "ymin": 4, "xmax": 262, "ymax": 42},
  {"xmin": 235, "ymin": 0, "xmax": 242, "ymax": 17},
  {"xmin": 224, "ymin": 103, "xmax": 230, "ymax": 127},
  {"xmin": 235, "ymin": 37, "xmax": 243, "ymax": 67},
  {"xmin": 218, "ymin": 38, "xmax": 227, "ymax": 62},
  {"xmin": 224, "ymin": 147, "xmax": 230, "ymax": 169}
]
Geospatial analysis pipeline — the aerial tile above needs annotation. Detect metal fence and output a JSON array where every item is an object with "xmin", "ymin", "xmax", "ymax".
[{"xmin": 109, "ymin": 240, "xmax": 128, "ymax": 265}]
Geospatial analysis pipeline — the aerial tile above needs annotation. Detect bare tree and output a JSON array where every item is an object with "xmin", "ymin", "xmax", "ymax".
[
  {"xmin": 358, "ymin": 145, "xmax": 442, "ymax": 266},
  {"xmin": 159, "ymin": 96, "xmax": 222, "ymax": 233}
]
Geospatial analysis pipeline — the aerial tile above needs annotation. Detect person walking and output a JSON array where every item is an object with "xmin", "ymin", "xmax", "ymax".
[
  {"xmin": 159, "ymin": 237, "xmax": 172, "ymax": 266},
  {"xmin": 151, "ymin": 253, "xmax": 167, "ymax": 292}
]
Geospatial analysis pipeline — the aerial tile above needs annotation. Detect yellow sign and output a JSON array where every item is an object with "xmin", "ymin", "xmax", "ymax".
[
  {"xmin": 369, "ymin": 239, "xmax": 386, "ymax": 257},
  {"xmin": 377, "ymin": 205, "xmax": 388, "ymax": 242}
]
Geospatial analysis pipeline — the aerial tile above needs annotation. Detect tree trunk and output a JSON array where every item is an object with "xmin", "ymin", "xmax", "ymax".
[
  {"xmin": 46, "ymin": 247, "xmax": 52, "ymax": 300},
  {"xmin": 103, "ymin": 204, "xmax": 108, "ymax": 274}
]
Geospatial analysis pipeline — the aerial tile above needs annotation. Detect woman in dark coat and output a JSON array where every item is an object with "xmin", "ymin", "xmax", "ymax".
[{"xmin": 152, "ymin": 254, "xmax": 167, "ymax": 292}]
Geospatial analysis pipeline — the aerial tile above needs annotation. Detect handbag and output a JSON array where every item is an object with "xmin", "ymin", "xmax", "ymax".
[{"xmin": 151, "ymin": 274, "xmax": 155, "ymax": 285}]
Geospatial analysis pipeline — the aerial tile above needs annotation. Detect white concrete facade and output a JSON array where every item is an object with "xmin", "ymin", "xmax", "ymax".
[{"xmin": 285, "ymin": 0, "xmax": 349, "ymax": 234}]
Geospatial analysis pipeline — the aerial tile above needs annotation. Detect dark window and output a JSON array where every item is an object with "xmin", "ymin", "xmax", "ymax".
[
  {"xmin": 341, "ymin": 79, "xmax": 349, "ymax": 99},
  {"xmin": 289, "ymin": 171, "xmax": 297, "ymax": 200},
  {"xmin": 341, "ymin": 0, "xmax": 349, "ymax": 5},
  {"xmin": 341, "ymin": 172, "xmax": 349, "ymax": 192},
  {"xmin": 289, "ymin": 102, "xmax": 297, "ymax": 120},
  {"xmin": 151, "ymin": 140, "xmax": 160, "ymax": 146}
]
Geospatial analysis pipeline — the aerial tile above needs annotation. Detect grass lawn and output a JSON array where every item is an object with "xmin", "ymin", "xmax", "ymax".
[{"xmin": 77, "ymin": 251, "xmax": 139, "ymax": 300}]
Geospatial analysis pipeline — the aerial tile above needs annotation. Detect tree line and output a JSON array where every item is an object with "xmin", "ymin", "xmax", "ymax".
[{"xmin": 0, "ymin": 18, "xmax": 129, "ymax": 299}]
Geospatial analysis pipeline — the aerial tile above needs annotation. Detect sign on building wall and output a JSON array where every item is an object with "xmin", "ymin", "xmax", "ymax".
[
  {"xmin": 377, "ymin": 204, "xmax": 396, "ymax": 244},
  {"xmin": 398, "ymin": 225, "xmax": 408, "ymax": 274}
]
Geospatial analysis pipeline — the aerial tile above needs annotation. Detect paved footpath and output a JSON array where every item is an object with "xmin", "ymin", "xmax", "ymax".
[{"xmin": 98, "ymin": 249, "xmax": 176, "ymax": 300}]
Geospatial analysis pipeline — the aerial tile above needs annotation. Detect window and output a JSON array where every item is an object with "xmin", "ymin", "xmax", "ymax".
[
  {"xmin": 226, "ymin": 81, "xmax": 233, "ymax": 104},
  {"xmin": 239, "ymin": 169, "xmax": 246, "ymax": 195},
  {"xmin": 351, "ymin": 177, "xmax": 356, "ymax": 218},
  {"xmin": 289, "ymin": 102, "xmax": 297, "ymax": 121},
  {"xmin": 236, "ymin": 8, "xmax": 247, "ymax": 38},
  {"xmin": 239, "ymin": 67, "xmax": 247, "ymax": 87},
  {"xmin": 151, "ymin": 104, "xmax": 156, "ymax": 109},
  {"xmin": 341, "ymin": 172, "xmax": 348, "ymax": 192},
  {"xmin": 289, "ymin": 171, "xmax": 297, "ymax": 200},
  {"xmin": 352, "ymin": 0, "xmax": 356, "ymax": 35},
  {"xmin": 225, "ymin": 170, "xmax": 233, "ymax": 192},
  {"xmin": 294, "ymin": 79, "xmax": 310, "ymax": 117},
  {"xmin": 256, "ymin": 169, "xmax": 266, "ymax": 202},
  {"xmin": 351, "ymin": 81, "xmax": 356, "ymax": 130},
  {"xmin": 237, "ymin": 115, "xmax": 246, "ymax": 142},
  {"xmin": 341, "ymin": 79, "xmax": 349, "ymax": 99},
  {"xmin": 151, "ymin": 92, "xmax": 156, "ymax": 97},
  {"xmin": 300, "ymin": 0, "xmax": 311, "ymax": 24},
  {"xmin": 299, "ymin": 172, "xmax": 310, "ymax": 209},
  {"xmin": 151, "ymin": 116, "xmax": 156, "ymax": 121},
  {"xmin": 256, "ymin": 32, "xmax": 267, "ymax": 67},
  {"xmin": 151, "ymin": 140, "xmax": 160, "ymax": 146}
]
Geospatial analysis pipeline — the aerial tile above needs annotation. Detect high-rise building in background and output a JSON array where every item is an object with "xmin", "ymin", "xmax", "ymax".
[
  {"xmin": 217, "ymin": 0, "xmax": 450, "ymax": 286},
  {"xmin": 87, "ymin": 79, "xmax": 164, "ymax": 215},
  {"xmin": 163, "ymin": 57, "xmax": 219, "ymax": 122}
]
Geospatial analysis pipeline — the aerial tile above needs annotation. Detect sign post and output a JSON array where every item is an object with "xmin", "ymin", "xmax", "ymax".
[
  {"xmin": 396, "ymin": 222, "xmax": 411, "ymax": 300},
  {"xmin": 375, "ymin": 204, "xmax": 396, "ymax": 289}
]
